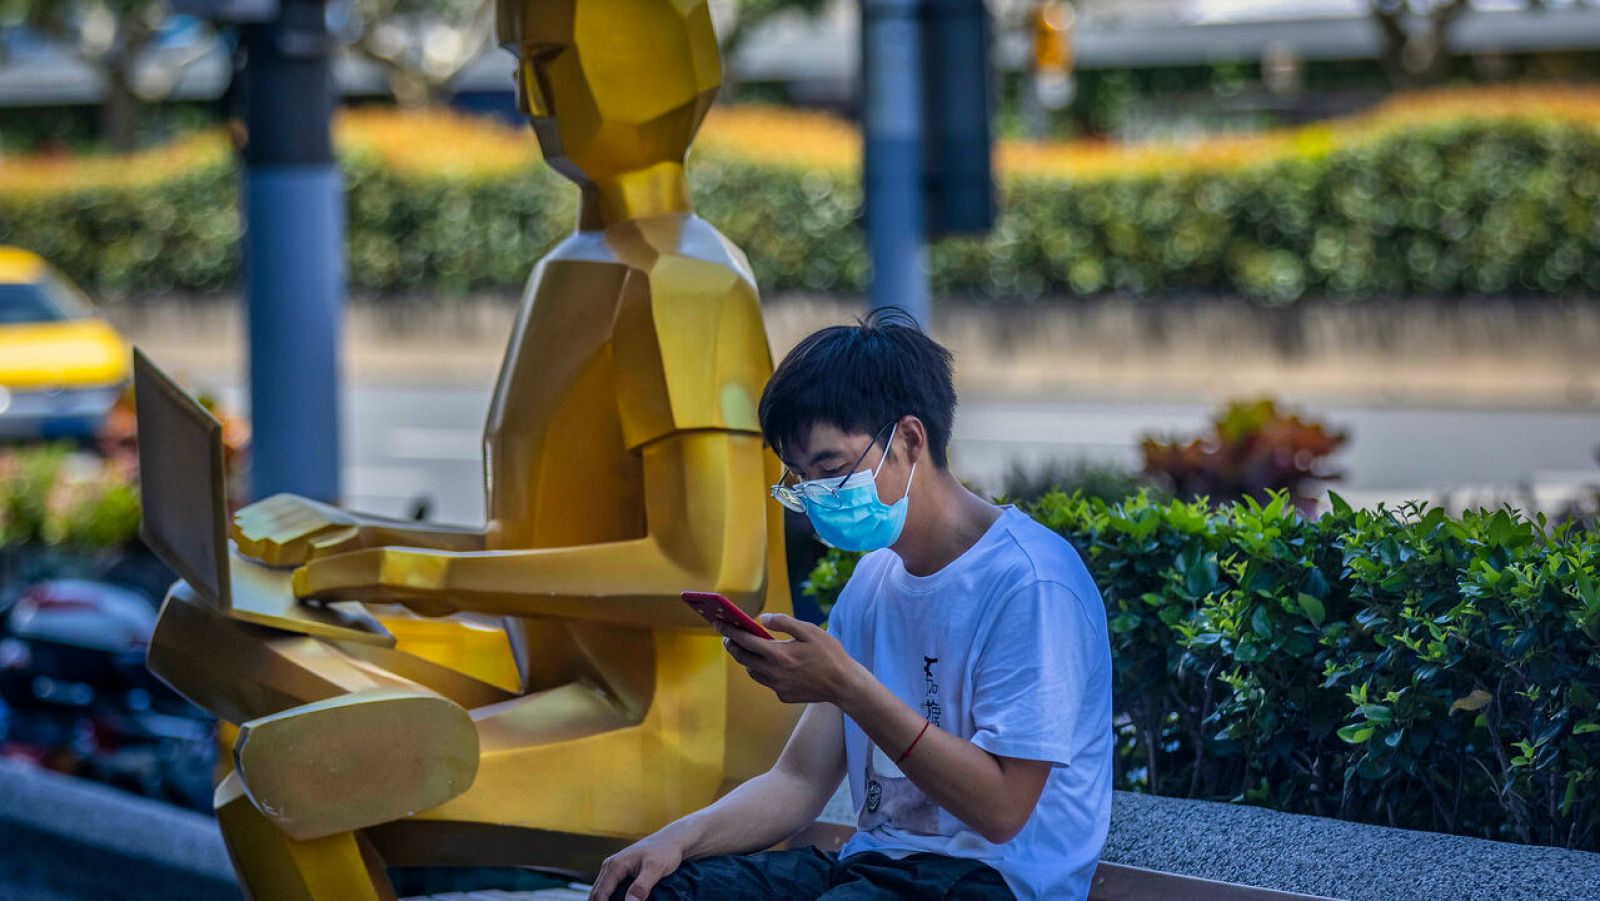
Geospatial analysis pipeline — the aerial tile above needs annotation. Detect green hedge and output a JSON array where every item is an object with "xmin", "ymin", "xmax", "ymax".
[
  {"xmin": 0, "ymin": 445, "xmax": 141, "ymax": 550},
  {"xmin": 802, "ymin": 492, "xmax": 1600, "ymax": 850},
  {"xmin": 4, "ymin": 119, "xmax": 1600, "ymax": 302}
]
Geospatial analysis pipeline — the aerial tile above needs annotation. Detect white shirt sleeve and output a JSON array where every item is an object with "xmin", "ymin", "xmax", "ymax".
[{"xmin": 969, "ymin": 579, "xmax": 1100, "ymax": 767}]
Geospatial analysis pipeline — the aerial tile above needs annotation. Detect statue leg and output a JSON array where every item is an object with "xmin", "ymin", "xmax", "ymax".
[
  {"xmin": 233, "ymin": 678, "xmax": 637, "ymax": 842},
  {"xmin": 148, "ymin": 584, "xmax": 403, "ymax": 725},
  {"xmin": 215, "ymin": 771, "xmax": 398, "ymax": 901},
  {"xmin": 150, "ymin": 586, "xmax": 482, "ymax": 841},
  {"xmin": 233, "ymin": 688, "xmax": 479, "ymax": 841},
  {"xmin": 151, "ymin": 584, "xmax": 518, "ymax": 724}
]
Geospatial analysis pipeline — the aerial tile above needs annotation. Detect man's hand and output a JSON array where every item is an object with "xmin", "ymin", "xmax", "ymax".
[
  {"xmin": 232, "ymin": 494, "xmax": 365, "ymax": 566},
  {"xmin": 719, "ymin": 613, "xmax": 869, "ymax": 705},
  {"xmin": 588, "ymin": 831, "xmax": 687, "ymax": 901}
]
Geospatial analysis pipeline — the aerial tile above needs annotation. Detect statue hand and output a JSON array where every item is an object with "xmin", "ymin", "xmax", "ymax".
[
  {"xmin": 232, "ymin": 494, "xmax": 366, "ymax": 566},
  {"xmin": 291, "ymin": 547, "xmax": 459, "ymax": 617}
]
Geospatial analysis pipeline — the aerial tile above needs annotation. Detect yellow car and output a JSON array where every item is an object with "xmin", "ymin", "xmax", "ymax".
[{"xmin": 0, "ymin": 246, "xmax": 130, "ymax": 439}]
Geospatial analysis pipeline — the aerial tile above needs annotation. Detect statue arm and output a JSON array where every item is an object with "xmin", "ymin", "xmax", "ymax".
[
  {"xmin": 231, "ymin": 494, "xmax": 486, "ymax": 566},
  {"xmin": 291, "ymin": 427, "xmax": 771, "ymax": 629},
  {"xmin": 336, "ymin": 515, "xmax": 488, "ymax": 553}
]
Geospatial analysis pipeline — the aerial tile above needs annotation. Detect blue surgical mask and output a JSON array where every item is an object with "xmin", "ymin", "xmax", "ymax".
[{"xmin": 795, "ymin": 423, "xmax": 917, "ymax": 552}]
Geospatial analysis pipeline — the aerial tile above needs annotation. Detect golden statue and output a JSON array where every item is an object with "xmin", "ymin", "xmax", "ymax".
[{"xmin": 143, "ymin": 1, "xmax": 800, "ymax": 895}]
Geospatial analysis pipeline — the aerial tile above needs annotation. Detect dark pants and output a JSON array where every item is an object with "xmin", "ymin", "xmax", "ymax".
[{"xmin": 611, "ymin": 847, "xmax": 1015, "ymax": 900}]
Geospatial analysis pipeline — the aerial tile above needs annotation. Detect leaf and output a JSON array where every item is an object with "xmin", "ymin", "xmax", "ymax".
[
  {"xmin": 1297, "ymin": 592, "xmax": 1326, "ymax": 627},
  {"xmin": 1251, "ymin": 603, "xmax": 1274, "ymax": 638},
  {"xmin": 1535, "ymin": 716, "xmax": 1570, "ymax": 745},
  {"xmin": 1109, "ymin": 612, "xmax": 1142, "ymax": 634},
  {"xmin": 1263, "ymin": 491, "xmax": 1287, "ymax": 522},
  {"xmin": 1328, "ymin": 491, "xmax": 1352, "ymax": 517},
  {"xmin": 1283, "ymin": 633, "xmax": 1315, "ymax": 656},
  {"xmin": 1508, "ymin": 630, "xmax": 1536, "ymax": 656},
  {"xmin": 1302, "ymin": 567, "xmax": 1330, "ymax": 601},
  {"xmin": 1450, "ymin": 689, "xmax": 1493, "ymax": 713},
  {"xmin": 1358, "ymin": 704, "xmax": 1393, "ymax": 725},
  {"xmin": 1245, "ymin": 563, "xmax": 1279, "ymax": 596},
  {"xmin": 1337, "ymin": 723, "xmax": 1375, "ymax": 744},
  {"xmin": 1573, "ymin": 722, "xmax": 1600, "ymax": 735},
  {"xmin": 1184, "ymin": 552, "xmax": 1219, "ymax": 599},
  {"xmin": 1576, "ymin": 570, "xmax": 1599, "ymax": 610}
]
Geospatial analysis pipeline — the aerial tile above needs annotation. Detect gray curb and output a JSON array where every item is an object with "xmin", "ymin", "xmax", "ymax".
[
  {"xmin": 0, "ymin": 760, "xmax": 240, "ymax": 900},
  {"xmin": 1105, "ymin": 790, "xmax": 1600, "ymax": 901}
]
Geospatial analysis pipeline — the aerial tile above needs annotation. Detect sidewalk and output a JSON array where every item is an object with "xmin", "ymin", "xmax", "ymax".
[{"xmin": 111, "ymin": 294, "xmax": 1600, "ymax": 410}]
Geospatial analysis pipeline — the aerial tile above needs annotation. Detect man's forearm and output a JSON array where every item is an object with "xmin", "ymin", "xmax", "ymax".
[
  {"xmin": 836, "ymin": 671, "xmax": 1029, "ymax": 844},
  {"xmin": 658, "ymin": 768, "xmax": 830, "ymax": 860}
]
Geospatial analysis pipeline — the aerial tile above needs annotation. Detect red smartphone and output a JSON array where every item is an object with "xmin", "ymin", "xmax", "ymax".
[{"xmin": 681, "ymin": 591, "xmax": 776, "ymax": 640}]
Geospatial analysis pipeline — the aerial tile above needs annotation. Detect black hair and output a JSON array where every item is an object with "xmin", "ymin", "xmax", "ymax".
[{"xmin": 758, "ymin": 306, "xmax": 956, "ymax": 469}]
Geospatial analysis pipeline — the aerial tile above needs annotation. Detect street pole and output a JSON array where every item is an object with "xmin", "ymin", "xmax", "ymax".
[
  {"xmin": 861, "ymin": 0, "xmax": 929, "ymax": 329},
  {"xmin": 238, "ymin": 0, "xmax": 343, "ymax": 503}
]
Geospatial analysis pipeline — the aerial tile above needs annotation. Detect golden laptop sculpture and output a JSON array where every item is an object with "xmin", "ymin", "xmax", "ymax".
[{"xmin": 142, "ymin": 1, "xmax": 800, "ymax": 895}]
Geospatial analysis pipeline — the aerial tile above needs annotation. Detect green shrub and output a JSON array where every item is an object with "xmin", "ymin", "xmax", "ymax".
[
  {"xmin": 0, "ymin": 161, "xmax": 240, "ymax": 296},
  {"xmin": 341, "ymin": 149, "xmax": 574, "ymax": 295},
  {"xmin": 0, "ymin": 445, "xmax": 142, "ymax": 550},
  {"xmin": 994, "ymin": 458, "xmax": 1154, "ymax": 508},
  {"xmin": 802, "ymin": 491, "xmax": 1600, "ymax": 850},
  {"xmin": 5, "ymin": 116, "xmax": 1600, "ymax": 302}
]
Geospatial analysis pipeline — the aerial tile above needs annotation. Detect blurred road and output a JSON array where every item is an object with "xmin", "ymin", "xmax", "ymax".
[{"xmin": 214, "ymin": 383, "xmax": 1599, "ymax": 527}]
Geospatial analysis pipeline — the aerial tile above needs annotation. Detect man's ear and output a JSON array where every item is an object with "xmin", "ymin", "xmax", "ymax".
[{"xmin": 898, "ymin": 415, "xmax": 928, "ymax": 467}]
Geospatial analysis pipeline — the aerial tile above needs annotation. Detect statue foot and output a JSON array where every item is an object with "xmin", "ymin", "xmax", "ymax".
[{"xmin": 234, "ymin": 687, "xmax": 479, "ymax": 841}]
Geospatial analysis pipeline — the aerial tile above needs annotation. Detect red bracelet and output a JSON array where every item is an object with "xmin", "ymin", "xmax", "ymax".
[{"xmin": 895, "ymin": 720, "xmax": 931, "ymax": 765}]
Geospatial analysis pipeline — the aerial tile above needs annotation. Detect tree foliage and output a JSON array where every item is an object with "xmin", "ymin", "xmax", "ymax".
[
  {"xmin": 0, "ymin": 0, "xmax": 213, "ymax": 150},
  {"xmin": 344, "ymin": 0, "xmax": 494, "ymax": 107},
  {"xmin": 1368, "ymin": 0, "xmax": 1597, "ymax": 87}
]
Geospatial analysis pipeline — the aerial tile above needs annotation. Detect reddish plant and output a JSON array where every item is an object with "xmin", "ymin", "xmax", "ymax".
[{"xmin": 1141, "ymin": 399, "xmax": 1347, "ymax": 513}]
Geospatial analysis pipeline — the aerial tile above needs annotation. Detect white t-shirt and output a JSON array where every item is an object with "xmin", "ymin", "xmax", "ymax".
[{"xmin": 828, "ymin": 505, "xmax": 1113, "ymax": 901}]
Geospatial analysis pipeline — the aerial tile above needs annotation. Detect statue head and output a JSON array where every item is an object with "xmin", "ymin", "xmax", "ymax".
[{"xmin": 498, "ymin": 0, "xmax": 720, "ymax": 197}]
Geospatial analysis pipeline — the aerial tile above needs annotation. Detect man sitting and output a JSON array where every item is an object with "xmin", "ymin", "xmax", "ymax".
[{"xmin": 590, "ymin": 308, "xmax": 1113, "ymax": 901}]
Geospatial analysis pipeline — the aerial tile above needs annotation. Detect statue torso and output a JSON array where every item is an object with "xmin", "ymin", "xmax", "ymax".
[{"xmin": 481, "ymin": 213, "xmax": 767, "ymax": 552}]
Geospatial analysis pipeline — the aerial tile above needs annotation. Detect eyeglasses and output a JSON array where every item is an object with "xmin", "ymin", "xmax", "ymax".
[{"xmin": 770, "ymin": 419, "xmax": 899, "ymax": 513}]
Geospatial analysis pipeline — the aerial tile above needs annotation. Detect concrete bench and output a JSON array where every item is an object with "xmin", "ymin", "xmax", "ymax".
[
  {"xmin": 777, "ymin": 783, "xmax": 1331, "ymax": 901},
  {"xmin": 8, "ymin": 761, "xmax": 1600, "ymax": 900}
]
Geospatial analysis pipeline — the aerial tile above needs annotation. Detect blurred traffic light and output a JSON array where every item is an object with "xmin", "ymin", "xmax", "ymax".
[
  {"xmin": 922, "ymin": 0, "xmax": 995, "ymax": 236},
  {"xmin": 1031, "ymin": 0, "xmax": 1075, "ymax": 111}
]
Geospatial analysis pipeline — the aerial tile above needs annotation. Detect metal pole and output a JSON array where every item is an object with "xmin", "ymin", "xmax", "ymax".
[
  {"xmin": 239, "ymin": 0, "xmax": 343, "ymax": 503},
  {"xmin": 861, "ymin": 0, "xmax": 929, "ymax": 328}
]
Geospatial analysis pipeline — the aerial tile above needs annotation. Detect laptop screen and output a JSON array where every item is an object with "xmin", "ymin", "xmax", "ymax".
[{"xmin": 133, "ymin": 348, "xmax": 231, "ymax": 610}]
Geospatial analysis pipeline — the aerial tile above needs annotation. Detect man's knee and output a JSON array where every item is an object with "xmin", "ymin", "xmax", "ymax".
[
  {"xmin": 610, "ymin": 848, "xmax": 834, "ymax": 901},
  {"xmin": 606, "ymin": 856, "xmax": 726, "ymax": 901}
]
